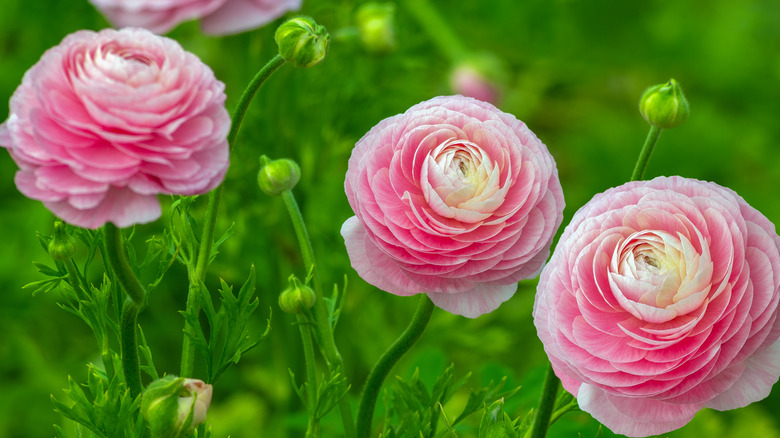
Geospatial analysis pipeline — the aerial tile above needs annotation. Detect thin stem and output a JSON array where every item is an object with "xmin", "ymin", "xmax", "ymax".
[
  {"xmin": 401, "ymin": 0, "xmax": 468, "ymax": 61},
  {"xmin": 180, "ymin": 271, "xmax": 201, "ymax": 378},
  {"xmin": 298, "ymin": 314, "xmax": 320, "ymax": 438},
  {"xmin": 121, "ymin": 298, "xmax": 142, "ymax": 397},
  {"xmin": 180, "ymin": 54, "xmax": 287, "ymax": 377},
  {"xmin": 548, "ymin": 400, "xmax": 578, "ymax": 426},
  {"xmin": 280, "ymin": 189, "xmax": 356, "ymax": 438},
  {"xmin": 630, "ymin": 125, "xmax": 662, "ymax": 182},
  {"xmin": 194, "ymin": 53, "xmax": 287, "ymax": 282},
  {"xmin": 528, "ymin": 363, "xmax": 559, "ymax": 438},
  {"xmin": 64, "ymin": 259, "xmax": 90, "ymax": 298},
  {"xmin": 356, "ymin": 295, "xmax": 435, "ymax": 438},
  {"xmin": 103, "ymin": 224, "xmax": 145, "ymax": 397}
]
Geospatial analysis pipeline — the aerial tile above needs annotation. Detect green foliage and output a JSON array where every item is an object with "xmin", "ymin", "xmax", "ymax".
[
  {"xmin": 381, "ymin": 364, "xmax": 520, "ymax": 437},
  {"xmin": 289, "ymin": 367, "xmax": 350, "ymax": 421},
  {"xmin": 51, "ymin": 362, "xmax": 143, "ymax": 438},
  {"xmin": 181, "ymin": 266, "xmax": 270, "ymax": 384}
]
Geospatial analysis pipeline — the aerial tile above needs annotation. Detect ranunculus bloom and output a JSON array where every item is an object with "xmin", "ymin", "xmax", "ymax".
[
  {"xmin": 342, "ymin": 95, "xmax": 564, "ymax": 318},
  {"xmin": 534, "ymin": 176, "xmax": 780, "ymax": 437},
  {"xmin": 89, "ymin": 0, "xmax": 302, "ymax": 35},
  {"xmin": 0, "ymin": 28, "xmax": 230, "ymax": 229}
]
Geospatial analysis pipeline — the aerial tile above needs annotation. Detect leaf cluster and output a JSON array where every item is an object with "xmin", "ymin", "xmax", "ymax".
[
  {"xmin": 181, "ymin": 265, "xmax": 269, "ymax": 384},
  {"xmin": 380, "ymin": 364, "xmax": 520, "ymax": 438}
]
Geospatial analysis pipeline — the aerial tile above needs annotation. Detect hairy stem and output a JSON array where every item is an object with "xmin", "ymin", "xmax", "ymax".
[
  {"xmin": 356, "ymin": 295, "xmax": 435, "ymax": 437},
  {"xmin": 528, "ymin": 363, "xmax": 559, "ymax": 438}
]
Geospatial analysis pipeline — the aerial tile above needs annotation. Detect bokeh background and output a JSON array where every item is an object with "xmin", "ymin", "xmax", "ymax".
[{"xmin": 2, "ymin": 0, "xmax": 780, "ymax": 437}]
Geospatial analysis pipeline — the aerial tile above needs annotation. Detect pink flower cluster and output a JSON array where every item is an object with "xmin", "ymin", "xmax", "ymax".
[
  {"xmin": 89, "ymin": 0, "xmax": 302, "ymax": 35},
  {"xmin": 0, "ymin": 28, "xmax": 231, "ymax": 229},
  {"xmin": 342, "ymin": 95, "xmax": 564, "ymax": 318},
  {"xmin": 534, "ymin": 176, "xmax": 780, "ymax": 436}
]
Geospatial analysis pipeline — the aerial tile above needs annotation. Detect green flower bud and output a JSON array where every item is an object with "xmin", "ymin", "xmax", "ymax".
[
  {"xmin": 258, "ymin": 156, "xmax": 301, "ymax": 196},
  {"xmin": 279, "ymin": 274, "xmax": 316, "ymax": 314},
  {"xmin": 639, "ymin": 78, "xmax": 690, "ymax": 129},
  {"xmin": 275, "ymin": 17, "xmax": 330, "ymax": 68},
  {"xmin": 48, "ymin": 221, "xmax": 76, "ymax": 261},
  {"xmin": 141, "ymin": 376, "xmax": 213, "ymax": 438},
  {"xmin": 356, "ymin": 3, "xmax": 396, "ymax": 54}
]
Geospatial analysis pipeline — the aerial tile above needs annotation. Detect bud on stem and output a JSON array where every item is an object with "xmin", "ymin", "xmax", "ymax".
[
  {"xmin": 141, "ymin": 376, "xmax": 213, "ymax": 438},
  {"xmin": 48, "ymin": 221, "xmax": 76, "ymax": 261},
  {"xmin": 258, "ymin": 155, "xmax": 301, "ymax": 196},
  {"xmin": 279, "ymin": 274, "xmax": 316, "ymax": 314},
  {"xmin": 275, "ymin": 17, "xmax": 330, "ymax": 68},
  {"xmin": 639, "ymin": 78, "xmax": 689, "ymax": 129}
]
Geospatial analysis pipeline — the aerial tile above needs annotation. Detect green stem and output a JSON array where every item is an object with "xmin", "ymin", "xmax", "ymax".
[
  {"xmin": 298, "ymin": 314, "xmax": 320, "ymax": 438},
  {"xmin": 103, "ymin": 224, "xmax": 145, "ymax": 397},
  {"xmin": 104, "ymin": 224, "xmax": 145, "ymax": 307},
  {"xmin": 64, "ymin": 259, "xmax": 89, "ymax": 299},
  {"xmin": 121, "ymin": 298, "xmax": 142, "ymax": 397},
  {"xmin": 193, "ymin": 53, "xmax": 287, "ymax": 282},
  {"xmin": 180, "ymin": 54, "xmax": 287, "ymax": 377},
  {"xmin": 402, "ymin": 0, "xmax": 469, "ymax": 61},
  {"xmin": 548, "ymin": 401, "xmax": 578, "ymax": 426},
  {"xmin": 356, "ymin": 295, "xmax": 435, "ymax": 438},
  {"xmin": 527, "ymin": 363, "xmax": 559, "ymax": 438},
  {"xmin": 630, "ymin": 125, "xmax": 662, "ymax": 182},
  {"xmin": 280, "ymin": 189, "xmax": 356, "ymax": 438},
  {"xmin": 180, "ymin": 272, "xmax": 201, "ymax": 378}
]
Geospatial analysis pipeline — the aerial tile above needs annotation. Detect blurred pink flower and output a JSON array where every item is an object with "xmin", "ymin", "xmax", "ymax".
[
  {"xmin": 89, "ymin": 0, "xmax": 302, "ymax": 35},
  {"xmin": 534, "ymin": 176, "xmax": 780, "ymax": 437},
  {"xmin": 0, "ymin": 28, "xmax": 230, "ymax": 229},
  {"xmin": 342, "ymin": 95, "xmax": 564, "ymax": 318},
  {"xmin": 450, "ymin": 65, "xmax": 498, "ymax": 104}
]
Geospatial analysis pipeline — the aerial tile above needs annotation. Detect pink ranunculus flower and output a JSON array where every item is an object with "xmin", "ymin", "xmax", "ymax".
[
  {"xmin": 89, "ymin": 0, "xmax": 302, "ymax": 35},
  {"xmin": 0, "ymin": 28, "xmax": 230, "ymax": 229},
  {"xmin": 342, "ymin": 95, "xmax": 565, "ymax": 318},
  {"xmin": 534, "ymin": 176, "xmax": 780, "ymax": 437}
]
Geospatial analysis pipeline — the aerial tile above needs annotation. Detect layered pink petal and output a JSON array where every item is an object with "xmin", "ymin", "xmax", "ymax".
[
  {"xmin": 0, "ymin": 28, "xmax": 230, "ymax": 229},
  {"xmin": 534, "ymin": 176, "xmax": 780, "ymax": 436},
  {"xmin": 343, "ymin": 95, "xmax": 564, "ymax": 317}
]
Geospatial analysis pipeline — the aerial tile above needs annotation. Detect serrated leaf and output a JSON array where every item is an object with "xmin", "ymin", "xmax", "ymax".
[{"xmin": 478, "ymin": 399, "xmax": 517, "ymax": 438}]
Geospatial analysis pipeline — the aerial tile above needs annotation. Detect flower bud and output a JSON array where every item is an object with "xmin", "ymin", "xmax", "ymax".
[
  {"xmin": 141, "ymin": 376, "xmax": 213, "ymax": 438},
  {"xmin": 48, "ymin": 221, "xmax": 76, "ymax": 261},
  {"xmin": 449, "ymin": 53, "xmax": 506, "ymax": 104},
  {"xmin": 275, "ymin": 17, "xmax": 330, "ymax": 68},
  {"xmin": 639, "ymin": 78, "xmax": 689, "ymax": 129},
  {"xmin": 258, "ymin": 156, "xmax": 301, "ymax": 196},
  {"xmin": 279, "ymin": 274, "xmax": 316, "ymax": 314},
  {"xmin": 356, "ymin": 3, "xmax": 396, "ymax": 54}
]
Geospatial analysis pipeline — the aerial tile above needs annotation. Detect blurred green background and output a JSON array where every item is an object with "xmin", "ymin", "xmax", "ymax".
[{"xmin": 1, "ymin": 0, "xmax": 780, "ymax": 437}]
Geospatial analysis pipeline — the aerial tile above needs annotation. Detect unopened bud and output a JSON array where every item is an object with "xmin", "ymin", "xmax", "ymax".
[
  {"xmin": 275, "ymin": 17, "xmax": 330, "ymax": 68},
  {"xmin": 639, "ymin": 78, "xmax": 689, "ymax": 129},
  {"xmin": 141, "ymin": 376, "xmax": 213, "ymax": 438},
  {"xmin": 48, "ymin": 221, "xmax": 76, "ymax": 261},
  {"xmin": 356, "ymin": 3, "xmax": 396, "ymax": 54},
  {"xmin": 258, "ymin": 156, "xmax": 301, "ymax": 196},
  {"xmin": 450, "ymin": 53, "xmax": 506, "ymax": 104},
  {"xmin": 279, "ymin": 275, "xmax": 316, "ymax": 314}
]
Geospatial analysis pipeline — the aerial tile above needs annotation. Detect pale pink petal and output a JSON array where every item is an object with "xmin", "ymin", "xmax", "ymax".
[{"xmin": 427, "ymin": 282, "xmax": 517, "ymax": 318}]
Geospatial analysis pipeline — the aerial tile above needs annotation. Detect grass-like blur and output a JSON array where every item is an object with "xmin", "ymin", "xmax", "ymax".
[{"xmin": 1, "ymin": 0, "xmax": 780, "ymax": 437}]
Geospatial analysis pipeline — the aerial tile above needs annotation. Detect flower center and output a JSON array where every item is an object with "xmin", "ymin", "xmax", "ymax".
[
  {"xmin": 608, "ymin": 230, "xmax": 713, "ymax": 323},
  {"xmin": 82, "ymin": 43, "xmax": 160, "ymax": 86},
  {"xmin": 419, "ymin": 138, "xmax": 508, "ymax": 223}
]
